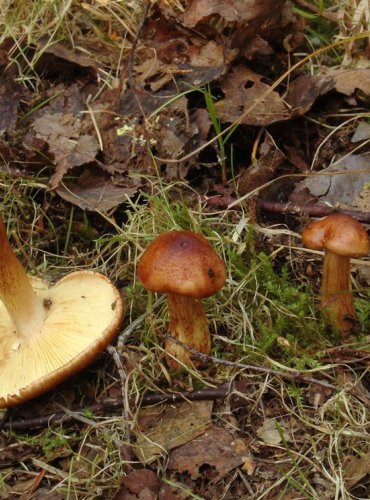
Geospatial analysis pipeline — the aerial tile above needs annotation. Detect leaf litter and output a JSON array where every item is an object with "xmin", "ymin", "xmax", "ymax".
[{"xmin": 0, "ymin": 0, "xmax": 370, "ymax": 498}]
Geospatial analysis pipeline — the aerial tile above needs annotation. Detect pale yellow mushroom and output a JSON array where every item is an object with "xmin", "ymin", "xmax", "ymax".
[{"xmin": 0, "ymin": 218, "xmax": 124, "ymax": 407}]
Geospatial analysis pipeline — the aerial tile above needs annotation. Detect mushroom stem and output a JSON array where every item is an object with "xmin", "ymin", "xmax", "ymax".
[
  {"xmin": 0, "ymin": 219, "xmax": 46, "ymax": 339},
  {"xmin": 321, "ymin": 251, "xmax": 356, "ymax": 335},
  {"xmin": 166, "ymin": 294, "xmax": 211, "ymax": 369}
]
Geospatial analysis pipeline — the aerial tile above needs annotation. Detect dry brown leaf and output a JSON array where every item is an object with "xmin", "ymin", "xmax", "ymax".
[
  {"xmin": 56, "ymin": 169, "xmax": 140, "ymax": 211},
  {"xmin": 322, "ymin": 68, "xmax": 370, "ymax": 96},
  {"xmin": 242, "ymin": 35, "xmax": 274, "ymax": 60},
  {"xmin": 183, "ymin": 0, "xmax": 287, "ymax": 27},
  {"xmin": 114, "ymin": 469, "xmax": 160, "ymax": 500},
  {"xmin": 238, "ymin": 131, "xmax": 285, "ymax": 194},
  {"xmin": 38, "ymin": 39, "xmax": 99, "ymax": 76},
  {"xmin": 285, "ymin": 74, "xmax": 334, "ymax": 116},
  {"xmin": 215, "ymin": 68, "xmax": 334, "ymax": 127},
  {"xmin": 31, "ymin": 112, "xmax": 100, "ymax": 188},
  {"xmin": 0, "ymin": 68, "xmax": 29, "ymax": 136},
  {"xmin": 167, "ymin": 425, "xmax": 250, "ymax": 482},
  {"xmin": 214, "ymin": 66, "xmax": 289, "ymax": 126},
  {"xmin": 344, "ymin": 450, "xmax": 370, "ymax": 490},
  {"xmin": 133, "ymin": 400, "xmax": 213, "ymax": 463}
]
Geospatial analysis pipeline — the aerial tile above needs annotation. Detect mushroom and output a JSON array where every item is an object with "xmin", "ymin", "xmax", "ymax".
[
  {"xmin": 302, "ymin": 214, "xmax": 369, "ymax": 336},
  {"xmin": 137, "ymin": 231, "xmax": 226, "ymax": 369},
  {"xmin": 0, "ymin": 218, "xmax": 124, "ymax": 407}
]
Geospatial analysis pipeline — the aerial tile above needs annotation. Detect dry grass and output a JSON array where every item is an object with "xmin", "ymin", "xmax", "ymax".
[{"xmin": 0, "ymin": 1, "xmax": 369, "ymax": 499}]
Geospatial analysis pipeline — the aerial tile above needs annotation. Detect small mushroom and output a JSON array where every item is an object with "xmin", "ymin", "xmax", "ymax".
[
  {"xmin": 137, "ymin": 231, "xmax": 226, "ymax": 369},
  {"xmin": 0, "ymin": 218, "xmax": 124, "ymax": 407},
  {"xmin": 302, "ymin": 214, "xmax": 369, "ymax": 336}
]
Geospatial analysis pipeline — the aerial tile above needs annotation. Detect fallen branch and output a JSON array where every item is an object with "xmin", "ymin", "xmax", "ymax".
[
  {"xmin": 256, "ymin": 199, "xmax": 370, "ymax": 223},
  {"xmin": 1, "ymin": 384, "xmax": 233, "ymax": 431},
  {"xmin": 166, "ymin": 335, "xmax": 338, "ymax": 390}
]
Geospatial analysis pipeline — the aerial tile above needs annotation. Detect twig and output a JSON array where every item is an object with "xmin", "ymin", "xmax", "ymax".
[
  {"xmin": 127, "ymin": 0, "xmax": 151, "ymax": 92},
  {"xmin": 166, "ymin": 335, "xmax": 338, "ymax": 391},
  {"xmin": 1, "ymin": 384, "xmax": 233, "ymax": 431},
  {"xmin": 125, "ymin": 0, "xmax": 151, "ymax": 124},
  {"xmin": 256, "ymin": 199, "xmax": 370, "ymax": 223},
  {"xmin": 106, "ymin": 344, "xmax": 133, "ymax": 464},
  {"xmin": 105, "ymin": 297, "xmax": 165, "ymax": 462},
  {"xmin": 116, "ymin": 297, "xmax": 165, "ymax": 350}
]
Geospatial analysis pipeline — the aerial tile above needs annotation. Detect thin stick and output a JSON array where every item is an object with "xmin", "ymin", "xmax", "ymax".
[
  {"xmin": 256, "ymin": 199, "xmax": 370, "ymax": 223},
  {"xmin": 106, "ymin": 344, "xmax": 133, "ymax": 464},
  {"xmin": 116, "ymin": 296, "xmax": 165, "ymax": 350},
  {"xmin": 1, "ymin": 384, "xmax": 233, "ymax": 431},
  {"xmin": 166, "ymin": 335, "xmax": 337, "ymax": 391}
]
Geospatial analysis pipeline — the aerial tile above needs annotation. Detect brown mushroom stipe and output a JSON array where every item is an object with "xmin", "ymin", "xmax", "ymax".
[
  {"xmin": 137, "ymin": 231, "xmax": 227, "ymax": 369},
  {"xmin": 0, "ymin": 218, "xmax": 124, "ymax": 408},
  {"xmin": 302, "ymin": 214, "xmax": 369, "ymax": 336}
]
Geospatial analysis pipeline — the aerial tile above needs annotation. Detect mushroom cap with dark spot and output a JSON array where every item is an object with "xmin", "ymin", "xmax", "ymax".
[
  {"xmin": 137, "ymin": 231, "xmax": 227, "ymax": 299},
  {"xmin": 302, "ymin": 214, "xmax": 370, "ymax": 257}
]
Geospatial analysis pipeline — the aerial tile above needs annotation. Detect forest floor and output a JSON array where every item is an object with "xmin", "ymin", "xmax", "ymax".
[{"xmin": 0, "ymin": 1, "xmax": 369, "ymax": 499}]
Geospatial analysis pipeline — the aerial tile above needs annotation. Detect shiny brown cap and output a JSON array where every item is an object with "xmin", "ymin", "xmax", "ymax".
[
  {"xmin": 137, "ymin": 231, "xmax": 227, "ymax": 299},
  {"xmin": 302, "ymin": 214, "xmax": 370, "ymax": 257}
]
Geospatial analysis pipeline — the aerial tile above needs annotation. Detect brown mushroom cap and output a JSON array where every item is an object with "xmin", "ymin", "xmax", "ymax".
[
  {"xmin": 302, "ymin": 214, "xmax": 370, "ymax": 257},
  {"xmin": 137, "ymin": 231, "xmax": 227, "ymax": 299}
]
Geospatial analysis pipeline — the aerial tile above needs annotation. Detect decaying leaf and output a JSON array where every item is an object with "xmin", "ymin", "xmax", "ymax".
[
  {"xmin": 0, "ymin": 68, "xmax": 29, "ymax": 136},
  {"xmin": 351, "ymin": 120, "xmax": 370, "ymax": 143},
  {"xmin": 183, "ymin": 0, "xmax": 287, "ymax": 29},
  {"xmin": 256, "ymin": 418, "xmax": 289, "ymax": 445},
  {"xmin": 344, "ymin": 450, "xmax": 370, "ymax": 490},
  {"xmin": 291, "ymin": 154, "xmax": 370, "ymax": 208},
  {"xmin": 284, "ymin": 74, "xmax": 334, "ymax": 117},
  {"xmin": 167, "ymin": 425, "xmax": 250, "ymax": 482},
  {"xmin": 215, "ymin": 68, "xmax": 334, "ymax": 127},
  {"xmin": 215, "ymin": 65, "xmax": 289, "ymax": 126},
  {"xmin": 133, "ymin": 400, "xmax": 213, "ymax": 463},
  {"xmin": 37, "ymin": 41, "xmax": 100, "ymax": 72},
  {"xmin": 238, "ymin": 131, "xmax": 285, "ymax": 194},
  {"xmin": 56, "ymin": 168, "xmax": 140, "ymax": 211},
  {"xmin": 31, "ymin": 112, "xmax": 100, "ymax": 188},
  {"xmin": 323, "ymin": 68, "xmax": 370, "ymax": 96},
  {"xmin": 114, "ymin": 469, "xmax": 160, "ymax": 500}
]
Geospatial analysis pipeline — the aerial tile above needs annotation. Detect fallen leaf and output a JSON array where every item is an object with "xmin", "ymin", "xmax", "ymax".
[
  {"xmin": 285, "ymin": 74, "xmax": 334, "ymax": 117},
  {"xmin": 352, "ymin": 185, "xmax": 370, "ymax": 211},
  {"xmin": 133, "ymin": 400, "xmax": 213, "ymax": 463},
  {"xmin": 215, "ymin": 69, "xmax": 334, "ymax": 127},
  {"xmin": 31, "ymin": 112, "xmax": 100, "ymax": 188},
  {"xmin": 284, "ymin": 144, "xmax": 310, "ymax": 172},
  {"xmin": 37, "ymin": 40, "xmax": 100, "ymax": 74},
  {"xmin": 167, "ymin": 425, "xmax": 250, "ymax": 482},
  {"xmin": 183, "ymin": 0, "xmax": 287, "ymax": 28},
  {"xmin": 256, "ymin": 418, "xmax": 289, "ymax": 445},
  {"xmin": 351, "ymin": 120, "xmax": 370, "ymax": 142},
  {"xmin": 238, "ymin": 131, "xmax": 285, "ymax": 194},
  {"xmin": 0, "ymin": 67, "xmax": 29, "ymax": 136},
  {"xmin": 323, "ymin": 68, "xmax": 370, "ymax": 96},
  {"xmin": 344, "ymin": 450, "xmax": 370, "ymax": 490},
  {"xmin": 215, "ymin": 65, "xmax": 289, "ymax": 126},
  {"xmin": 242, "ymin": 35, "xmax": 274, "ymax": 60},
  {"xmin": 291, "ymin": 154, "xmax": 370, "ymax": 208},
  {"xmin": 114, "ymin": 469, "xmax": 160, "ymax": 500},
  {"xmin": 56, "ymin": 168, "xmax": 140, "ymax": 211}
]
